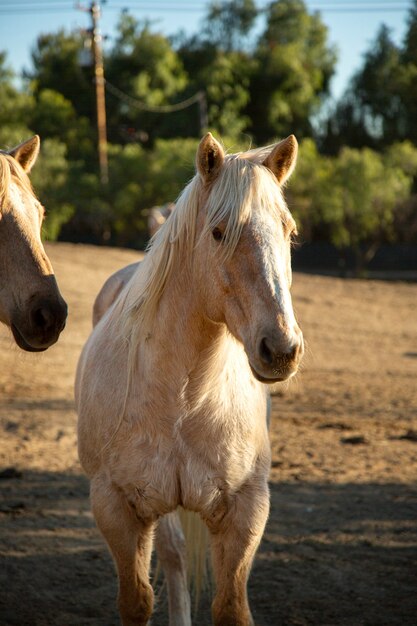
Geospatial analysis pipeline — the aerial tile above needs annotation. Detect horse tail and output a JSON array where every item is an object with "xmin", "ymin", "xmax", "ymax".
[{"xmin": 178, "ymin": 509, "xmax": 212, "ymax": 610}]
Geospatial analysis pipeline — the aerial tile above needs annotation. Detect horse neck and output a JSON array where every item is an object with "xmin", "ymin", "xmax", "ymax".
[
  {"xmin": 137, "ymin": 259, "xmax": 264, "ymax": 423},
  {"xmin": 134, "ymin": 254, "xmax": 235, "ymax": 397}
]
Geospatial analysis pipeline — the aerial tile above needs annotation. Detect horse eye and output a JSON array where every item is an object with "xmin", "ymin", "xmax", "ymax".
[{"xmin": 212, "ymin": 227, "xmax": 223, "ymax": 242}]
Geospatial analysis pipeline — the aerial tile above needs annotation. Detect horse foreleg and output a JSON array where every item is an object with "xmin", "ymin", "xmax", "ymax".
[
  {"xmin": 155, "ymin": 511, "xmax": 191, "ymax": 626},
  {"xmin": 207, "ymin": 481, "xmax": 270, "ymax": 626},
  {"xmin": 90, "ymin": 476, "xmax": 155, "ymax": 626}
]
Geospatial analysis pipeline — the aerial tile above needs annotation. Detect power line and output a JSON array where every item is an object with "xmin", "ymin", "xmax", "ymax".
[
  {"xmin": 105, "ymin": 80, "xmax": 208, "ymax": 131},
  {"xmin": 0, "ymin": 7, "xmax": 75, "ymax": 13},
  {"xmin": 0, "ymin": 0, "xmax": 412, "ymax": 5},
  {"xmin": 4, "ymin": 0, "xmax": 409, "ymax": 3},
  {"xmin": 0, "ymin": 2, "xmax": 412, "ymax": 14},
  {"xmin": 105, "ymin": 80, "xmax": 205, "ymax": 113}
]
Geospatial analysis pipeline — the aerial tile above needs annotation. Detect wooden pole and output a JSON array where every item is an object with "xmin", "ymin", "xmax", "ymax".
[{"xmin": 90, "ymin": 1, "xmax": 108, "ymax": 184}]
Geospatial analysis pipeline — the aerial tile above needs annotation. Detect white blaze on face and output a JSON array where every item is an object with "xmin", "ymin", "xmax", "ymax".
[
  {"xmin": 7, "ymin": 183, "xmax": 43, "ymax": 241},
  {"xmin": 254, "ymin": 207, "xmax": 297, "ymax": 336}
]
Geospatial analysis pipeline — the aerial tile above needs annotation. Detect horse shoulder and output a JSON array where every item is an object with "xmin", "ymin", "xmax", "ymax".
[
  {"xmin": 92, "ymin": 262, "xmax": 140, "ymax": 326},
  {"xmin": 76, "ymin": 306, "xmax": 132, "ymax": 474}
]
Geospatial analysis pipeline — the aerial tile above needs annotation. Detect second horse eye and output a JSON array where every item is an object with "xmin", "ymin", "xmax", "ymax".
[{"xmin": 212, "ymin": 227, "xmax": 223, "ymax": 241}]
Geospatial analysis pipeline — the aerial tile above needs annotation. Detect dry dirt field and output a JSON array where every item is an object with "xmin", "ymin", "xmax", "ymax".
[{"xmin": 0, "ymin": 242, "xmax": 416, "ymax": 626}]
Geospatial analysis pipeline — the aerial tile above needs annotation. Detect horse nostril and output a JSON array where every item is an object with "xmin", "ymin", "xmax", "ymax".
[
  {"xmin": 32, "ymin": 306, "xmax": 54, "ymax": 332},
  {"xmin": 259, "ymin": 337, "xmax": 274, "ymax": 366}
]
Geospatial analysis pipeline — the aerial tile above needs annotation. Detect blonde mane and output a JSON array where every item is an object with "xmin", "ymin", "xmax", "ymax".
[
  {"xmin": 0, "ymin": 152, "xmax": 35, "ymax": 207},
  {"xmin": 119, "ymin": 145, "xmax": 287, "ymax": 340}
]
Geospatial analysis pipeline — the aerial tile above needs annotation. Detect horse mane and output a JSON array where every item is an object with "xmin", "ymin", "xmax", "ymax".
[
  {"xmin": 118, "ymin": 144, "xmax": 287, "ymax": 341},
  {"xmin": 0, "ymin": 152, "xmax": 35, "ymax": 207}
]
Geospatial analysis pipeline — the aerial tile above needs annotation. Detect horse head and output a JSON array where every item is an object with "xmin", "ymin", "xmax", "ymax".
[
  {"xmin": 193, "ymin": 133, "xmax": 304, "ymax": 383},
  {"xmin": 0, "ymin": 136, "xmax": 67, "ymax": 351}
]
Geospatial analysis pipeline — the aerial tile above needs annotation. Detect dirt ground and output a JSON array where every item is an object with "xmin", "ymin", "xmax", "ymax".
[{"xmin": 0, "ymin": 242, "xmax": 416, "ymax": 626}]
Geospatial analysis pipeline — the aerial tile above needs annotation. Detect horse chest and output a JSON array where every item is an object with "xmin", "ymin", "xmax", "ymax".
[{"xmin": 112, "ymin": 399, "xmax": 269, "ymax": 520}]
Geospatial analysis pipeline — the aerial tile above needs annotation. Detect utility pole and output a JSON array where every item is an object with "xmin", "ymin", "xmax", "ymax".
[{"xmin": 89, "ymin": 1, "xmax": 108, "ymax": 184}]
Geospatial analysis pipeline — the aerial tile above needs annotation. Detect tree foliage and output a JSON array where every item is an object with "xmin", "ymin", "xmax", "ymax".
[
  {"xmin": 290, "ymin": 140, "xmax": 417, "ymax": 272},
  {"xmin": 203, "ymin": 0, "xmax": 258, "ymax": 52},
  {"xmin": 324, "ymin": 0, "xmax": 417, "ymax": 152},
  {"xmin": 0, "ymin": 0, "xmax": 416, "ymax": 269},
  {"xmin": 247, "ymin": 0, "xmax": 337, "ymax": 142},
  {"xmin": 106, "ymin": 15, "xmax": 189, "ymax": 143}
]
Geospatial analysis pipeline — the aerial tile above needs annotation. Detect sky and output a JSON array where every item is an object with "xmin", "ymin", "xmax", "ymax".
[{"xmin": 0, "ymin": 1, "xmax": 411, "ymax": 100}]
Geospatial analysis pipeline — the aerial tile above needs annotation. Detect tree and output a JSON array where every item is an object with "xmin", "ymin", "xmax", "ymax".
[
  {"xmin": 28, "ymin": 30, "xmax": 93, "ymax": 121},
  {"xmin": 289, "ymin": 139, "xmax": 417, "ymax": 273},
  {"xmin": 176, "ymin": 1, "xmax": 257, "ymax": 140},
  {"xmin": 107, "ymin": 138, "xmax": 198, "ymax": 246},
  {"xmin": 30, "ymin": 138, "xmax": 74, "ymax": 241},
  {"xmin": 202, "ymin": 0, "xmax": 257, "ymax": 52},
  {"xmin": 287, "ymin": 138, "xmax": 333, "ymax": 242},
  {"xmin": 247, "ymin": 0, "xmax": 337, "ymax": 143},
  {"xmin": 399, "ymin": 0, "xmax": 417, "ymax": 144},
  {"xmin": 200, "ymin": 51, "xmax": 254, "ymax": 137},
  {"xmin": 317, "ymin": 145, "xmax": 417, "ymax": 273},
  {"xmin": 323, "ymin": 25, "xmax": 403, "ymax": 152},
  {"xmin": 105, "ymin": 14, "xmax": 189, "ymax": 144},
  {"xmin": 0, "ymin": 52, "xmax": 34, "ymax": 147},
  {"xmin": 324, "ymin": 0, "xmax": 417, "ymax": 151},
  {"xmin": 59, "ymin": 137, "xmax": 199, "ymax": 247},
  {"xmin": 27, "ymin": 31, "xmax": 96, "ymax": 166},
  {"xmin": 28, "ymin": 88, "xmax": 93, "ymax": 161}
]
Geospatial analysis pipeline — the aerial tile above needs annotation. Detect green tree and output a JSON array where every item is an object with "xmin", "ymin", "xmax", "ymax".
[
  {"xmin": 323, "ymin": 25, "xmax": 403, "ymax": 152},
  {"xmin": 290, "ymin": 140, "xmax": 417, "ymax": 273},
  {"xmin": 398, "ymin": 0, "xmax": 417, "ymax": 144},
  {"xmin": 107, "ymin": 138, "xmax": 198, "ymax": 246},
  {"xmin": 247, "ymin": 0, "xmax": 337, "ymax": 143},
  {"xmin": 105, "ymin": 14, "xmax": 189, "ymax": 143},
  {"xmin": 324, "ymin": 0, "xmax": 417, "ymax": 151},
  {"xmin": 288, "ymin": 138, "xmax": 333, "ymax": 241},
  {"xmin": 203, "ymin": 0, "xmax": 257, "ymax": 51},
  {"xmin": 27, "ymin": 31, "xmax": 96, "ymax": 166},
  {"xmin": 60, "ymin": 137, "xmax": 199, "ymax": 247},
  {"xmin": 28, "ymin": 88, "xmax": 93, "ymax": 160},
  {"xmin": 201, "ymin": 51, "xmax": 254, "ymax": 137},
  {"xmin": 28, "ymin": 30, "xmax": 93, "ymax": 120},
  {"xmin": 384, "ymin": 142, "xmax": 417, "ymax": 244},
  {"xmin": 176, "ymin": 1, "xmax": 258, "ymax": 139},
  {"xmin": 318, "ymin": 146, "xmax": 417, "ymax": 273},
  {"xmin": 0, "ymin": 52, "xmax": 34, "ymax": 147},
  {"xmin": 31, "ymin": 138, "xmax": 74, "ymax": 240}
]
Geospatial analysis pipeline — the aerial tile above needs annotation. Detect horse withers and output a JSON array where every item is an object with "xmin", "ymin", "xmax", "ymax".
[
  {"xmin": 0, "ymin": 136, "xmax": 67, "ymax": 351},
  {"xmin": 76, "ymin": 133, "xmax": 304, "ymax": 626}
]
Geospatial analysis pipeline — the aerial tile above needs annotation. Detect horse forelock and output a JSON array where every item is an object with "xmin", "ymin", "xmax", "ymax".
[
  {"xmin": 202, "ymin": 151, "xmax": 287, "ymax": 256},
  {"xmin": 0, "ymin": 152, "xmax": 35, "ymax": 208},
  {"xmin": 118, "ymin": 147, "xmax": 287, "ymax": 343}
]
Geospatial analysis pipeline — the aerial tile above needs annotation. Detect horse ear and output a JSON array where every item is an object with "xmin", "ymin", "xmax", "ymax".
[
  {"xmin": 9, "ymin": 135, "xmax": 40, "ymax": 173},
  {"xmin": 263, "ymin": 135, "xmax": 298, "ymax": 185},
  {"xmin": 196, "ymin": 132, "xmax": 225, "ymax": 183}
]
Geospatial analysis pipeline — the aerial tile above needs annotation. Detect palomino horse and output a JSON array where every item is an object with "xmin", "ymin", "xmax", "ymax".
[
  {"xmin": 148, "ymin": 202, "xmax": 175, "ymax": 238},
  {"xmin": 0, "ymin": 136, "xmax": 67, "ymax": 351},
  {"xmin": 92, "ymin": 262, "xmax": 139, "ymax": 327},
  {"xmin": 76, "ymin": 133, "xmax": 304, "ymax": 626},
  {"xmin": 91, "ymin": 205, "xmax": 174, "ymax": 324},
  {"xmin": 92, "ymin": 204, "xmax": 175, "ymax": 325}
]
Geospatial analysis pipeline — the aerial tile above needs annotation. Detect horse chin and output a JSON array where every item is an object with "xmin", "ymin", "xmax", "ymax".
[
  {"xmin": 11, "ymin": 324, "xmax": 50, "ymax": 352},
  {"xmin": 249, "ymin": 363, "xmax": 294, "ymax": 384}
]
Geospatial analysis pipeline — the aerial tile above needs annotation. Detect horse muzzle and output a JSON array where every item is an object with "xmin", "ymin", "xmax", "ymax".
[
  {"xmin": 11, "ymin": 297, "xmax": 68, "ymax": 352},
  {"xmin": 249, "ymin": 326, "xmax": 304, "ymax": 383}
]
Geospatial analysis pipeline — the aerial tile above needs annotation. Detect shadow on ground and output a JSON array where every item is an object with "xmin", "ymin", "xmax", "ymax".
[{"xmin": 0, "ymin": 470, "xmax": 416, "ymax": 626}]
